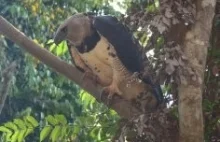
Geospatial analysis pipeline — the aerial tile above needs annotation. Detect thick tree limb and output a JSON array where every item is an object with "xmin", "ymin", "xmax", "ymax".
[
  {"xmin": 178, "ymin": 1, "xmax": 216, "ymax": 142},
  {"xmin": 0, "ymin": 16, "xmax": 141, "ymax": 119}
]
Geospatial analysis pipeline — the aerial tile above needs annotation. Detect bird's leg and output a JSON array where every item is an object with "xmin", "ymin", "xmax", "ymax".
[
  {"xmin": 102, "ymin": 73, "xmax": 122, "ymax": 97},
  {"xmin": 100, "ymin": 73, "xmax": 122, "ymax": 105},
  {"xmin": 100, "ymin": 55, "xmax": 124, "ymax": 104}
]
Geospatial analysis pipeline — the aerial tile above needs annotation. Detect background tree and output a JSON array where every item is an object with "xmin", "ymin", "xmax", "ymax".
[{"xmin": 0, "ymin": 0, "xmax": 219, "ymax": 142}]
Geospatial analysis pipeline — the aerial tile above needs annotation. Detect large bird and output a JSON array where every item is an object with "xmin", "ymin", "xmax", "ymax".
[{"xmin": 54, "ymin": 13, "xmax": 163, "ymax": 105}]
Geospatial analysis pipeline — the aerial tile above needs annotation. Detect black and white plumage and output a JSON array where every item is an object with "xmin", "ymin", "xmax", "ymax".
[{"xmin": 54, "ymin": 13, "xmax": 163, "ymax": 105}]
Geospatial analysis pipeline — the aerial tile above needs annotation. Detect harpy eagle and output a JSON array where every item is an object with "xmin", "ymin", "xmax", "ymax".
[{"xmin": 54, "ymin": 13, "xmax": 163, "ymax": 105}]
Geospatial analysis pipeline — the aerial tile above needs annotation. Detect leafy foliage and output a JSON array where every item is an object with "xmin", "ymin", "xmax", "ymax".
[
  {"xmin": 0, "ymin": 0, "xmax": 120, "ymax": 141},
  {"xmin": 0, "ymin": 110, "xmax": 118, "ymax": 142},
  {"xmin": 0, "ymin": 0, "xmax": 219, "ymax": 141},
  {"xmin": 0, "ymin": 116, "xmax": 38, "ymax": 142}
]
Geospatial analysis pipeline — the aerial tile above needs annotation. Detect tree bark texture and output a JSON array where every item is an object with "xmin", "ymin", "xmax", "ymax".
[{"xmin": 178, "ymin": 1, "xmax": 216, "ymax": 142}]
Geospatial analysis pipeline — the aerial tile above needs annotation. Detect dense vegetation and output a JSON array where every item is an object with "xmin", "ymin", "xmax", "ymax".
[
  {"xmin": 0, "ymin": 0, "xmax": 219, "ymax": 141},
  {"xmin": 0, "ymin": 0, "xmax": 122, "ymax": 141}
]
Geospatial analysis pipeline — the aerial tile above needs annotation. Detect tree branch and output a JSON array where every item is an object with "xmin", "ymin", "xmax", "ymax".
[{"xmin": 0, "ymin": 16, "xmax": 141, "ymax": 119}]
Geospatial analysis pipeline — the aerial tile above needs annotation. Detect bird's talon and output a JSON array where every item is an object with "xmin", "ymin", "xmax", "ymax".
[
  {"xmin": 99, "ymin": 87, "xmax": 107, "ymax": 102},
  {"xmin": 107, "ymin": 94, "xmax": 114, "ymax": 106},
  {"xmin": 99, "ymin": 87, "xmax": 114, "ymax": 106},
  {"xmin": 100, "ymin": 84, "xmax": 122, "ymax": 105},
  {"xmin": 126, "ymin": 72, "xmax": 141, "ymax": 87}
]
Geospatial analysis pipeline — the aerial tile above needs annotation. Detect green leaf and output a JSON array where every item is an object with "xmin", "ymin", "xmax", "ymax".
[
  {"xmin": 49, "ymin": 43, "xmax": 56, "ymax": 52},
  {"xmin": 61, "ymin": 41, "xmax": 68, "ymax": 54},
  {"xmin": 90, "ymin": 127, "xmax": 99, "ymax": 138},
  {"xmin": 55, "ymin": 41, "xmax": 68, "ymax": 56},
  {"xmin": 5, "ymin": 132, "xmax": 13, "ymax": 141},
  {"xmin": 24, "ymin": 120, "xmax": 34, "ymax": 129},
  {"xmin": 50, "ymin": 126, "xmax": 61, "ymax": 142},
  {"xmin": 14, "ymin": 119, "xmax": 26, "ymax": 130},
  {"xmin": 73, "ymin": 125, "xmax": 80, "ymax": 135},
  {"xmin": 11, "ymin": 131, "xmax": 19, "ymax": 142},
  {"xmin": 109, "ymin": 109, "xmax": 117, "ymax": 116},
  {"xmin": 4, "ymin": 122, "xmax": 18, "ymax": 131},
  {"xmin": 47, "ymin": 39, "xmax": 54, "ymax": 44},
  {"xmin": 56, "ymin": 43, "xmax": 63, "ymax": 56},
  {"xmin": 46, "ymin": 115, "xmax": 58, "ymax": 126},
  {"xmin": 24, "ymin": 127, "xmax": 34, "ymax": 137},
  {"xmin": 0, "ymin": 126, "xmax": 12, "ymax": 133},
  {"xmin": 80, "ymin": 91, "xmax": 95, "ymax": 108},
  {"xmin": 54, "ymin": 114, "xmax": 67, "ymax": 125},
  {"xmin": 17, "ymin": 130, "xmax": 26, "ymax": 142},
  {"xmin": 60, "ymin": 126, "xmax": 67, "ymax": 140},
  {"xmin": 40, "ymin": 126, "xmax": 52, "ymax": 142},
  {"xmin": 97, "ymin": 128, "xmax": 102, "ymax": 140},
  {"xmin": 26, "ymin": 116, "xmax": 39, "ymax": 127}
]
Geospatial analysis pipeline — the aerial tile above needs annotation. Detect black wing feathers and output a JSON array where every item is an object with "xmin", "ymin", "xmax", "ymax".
[
  {"xmin": 77, "ymin": 26, "xmax": 100, "ymax": 53},
  {"xmin": 93, "ymin": 16, "xmax": 143, "ymax": 73},
  {"xmin": 93, "ymin": 16, "xmax": 164, "ymax": 103}
]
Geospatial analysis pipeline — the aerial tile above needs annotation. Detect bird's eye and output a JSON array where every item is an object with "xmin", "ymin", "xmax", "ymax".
[{"xmin": 62, "ymin": 26, "xmax": 67, "ymax": 33}]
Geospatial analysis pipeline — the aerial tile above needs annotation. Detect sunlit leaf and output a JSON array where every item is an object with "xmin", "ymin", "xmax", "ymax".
[
  {"xmin": 11, "ymin": 131, "xmax": 19, "ymax": 142},
  {"xmin": 24, "ymin": 120, "xmax": 34, "ymax": 129},
  {"xmin": 4, "ymin": 122, "xmax": 18, "ymax": 131},
  {"xmin": 90, "ymin": 127, "xmax": 99, "ymax": 138},
  {"xmin": 26, "ymin": 116, "xmax": 39, "ymax": 127},
  {"xmin": 14, "ymin": 119, "xmax": 26, "ymax": 130},
  {"xmin": 49, "ymin": 43, "xmax": 56, "ymax": 52},
  {"xmin": 54, "ymin": 114, "xmax": 67, "ymax": 125},
  {"xmin": 0, "ymin": 126, "xmax": 12, "ymax": 133},
  {"xmin": 98, "ymin": 128, "xmax": 103, "ymax": 140},
  {"xmin": 40, "ymin": 126, "xmax": 52, "ymax": 142},
  {"xmin": 60, "ymin": 126, "xmax": 68, "ymax": 140},
  {"xmin": 55, "ymin": 41, "xmax": 67, "ymax": 56},
  {"xmin": 50, "ymin": 126, "xmax": 61, "ymax": 142},
  {"xmin": 24, "ymin": 126, "xmax": 34, "ymax": 137},
  {"xmin": 17, "ymin": 130, "xmax": 26, "ymax": 142},
  {"xmin": 47, "ymin": 39, "xmax": 54, "ymax": 45},
  {"xmin": 31, "ymin": 1, "xmax": 39, "ymax": 15},
  {"xmin": 46, "ymin": 115, "xmax": 58, "ymax": 126},
  {"xmin": 80, "ymin": 90, "xmax": 96, "ymax": 108},
  {"xmin": 6, "ymin": 132, "xmax": 13, "ymax": 141},
  {"xmin": 109, "ymin": 110, "xmax": 117, "ymax": 116},
  {"xmin": 73, "ymin": 125, "xmax": 80, "ymax": 135}
]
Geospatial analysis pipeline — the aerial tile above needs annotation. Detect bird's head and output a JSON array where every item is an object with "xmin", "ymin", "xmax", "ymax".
[{"xmin": 54, "ymin": 13, "xmax": 93, "ymax": 46}]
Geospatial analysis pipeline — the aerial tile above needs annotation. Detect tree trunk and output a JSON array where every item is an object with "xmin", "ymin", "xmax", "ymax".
[{"xmin": 178, "ymin": 1, "xmax": 216, "ymax": 142}]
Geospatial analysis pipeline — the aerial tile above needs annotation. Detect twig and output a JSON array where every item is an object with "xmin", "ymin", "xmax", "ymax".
[{"xmin": 0, "ymin": 61, "xmax": 17, "ymax": 114}]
